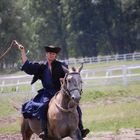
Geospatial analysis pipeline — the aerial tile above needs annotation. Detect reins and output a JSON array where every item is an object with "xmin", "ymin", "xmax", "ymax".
[
  {"xmin": 64, "ymin": 72, "xmax": 83, "ymax": 96},
  {"xmin": 54, "ymin": 72, "xmax": 82, "ymax": 112},
  {"xmin": 65, "ymin": 88, "xmax": 83, "ymax": 96},
  {"xmin": 54, "ymin": 92, "xmax": 77, "ymax": 112},
  {"xmin": 55, "ymin": 99, "xmax": 77, "ymax": 112}
]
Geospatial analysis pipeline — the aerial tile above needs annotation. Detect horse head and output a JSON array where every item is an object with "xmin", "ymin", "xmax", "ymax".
[{"xmin": 62, "ymin": 64, "xmax": 83, "ymax": 103}]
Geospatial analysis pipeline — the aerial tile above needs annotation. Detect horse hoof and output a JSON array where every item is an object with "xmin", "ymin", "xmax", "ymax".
[{"xmin": 81, "ymin": 128, "xmax": 90, "ymax": 138}]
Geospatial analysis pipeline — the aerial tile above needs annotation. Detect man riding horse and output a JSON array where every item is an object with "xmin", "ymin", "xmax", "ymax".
[{"xmin": 14, "ymin": 40, "xmax": 89, "ymax": 139}]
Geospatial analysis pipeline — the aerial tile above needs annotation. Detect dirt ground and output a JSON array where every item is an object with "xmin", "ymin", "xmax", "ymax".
[
  {"xmin": 0, "ymin": 116, "xmax": 140, "ymax": 139},
  {"xmin": 0, "ymin": 128, "xmax": 140, "ymax": 140},
  {"xmin": 1, "ymin": 97, "xmax": 140, "ymax": 140}
]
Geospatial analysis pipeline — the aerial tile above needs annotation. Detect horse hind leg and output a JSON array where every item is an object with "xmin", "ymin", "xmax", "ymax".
[{"xmin": 21, "ymin": 117, "xmax": 33, "ymax": 140}]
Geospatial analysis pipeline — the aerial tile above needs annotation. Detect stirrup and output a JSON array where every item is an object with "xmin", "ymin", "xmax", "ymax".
[{"xmin": 81, "ymin": 128, "xmax": 90, "ymax": 138}]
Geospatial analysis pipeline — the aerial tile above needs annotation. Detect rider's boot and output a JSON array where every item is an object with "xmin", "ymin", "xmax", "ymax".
[
  {"xmin": 81, "ymin": 128, "xmax": 90, "ymax": 138},
  {"xmin": 77, "ymin": 106, "xmax": 90, "ymax": 138},
  {"xmin": 39, "ymin": 118, "xmax": 48, "ymax": 139},
  {"xmin": 39, "ymin": 105, "xmax": 48, "ymax": 140}
]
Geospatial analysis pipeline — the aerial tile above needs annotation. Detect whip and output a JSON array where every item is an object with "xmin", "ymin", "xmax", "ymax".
[
  {"xmin": 0, "ymin": 40, "xmax": 29, "ymax": 60},
  {"xmin": 0, "ymin": 40, "xmax": 14, "ymax": 60}
]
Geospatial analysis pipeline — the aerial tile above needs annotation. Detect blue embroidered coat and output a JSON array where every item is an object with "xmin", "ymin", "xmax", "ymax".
[{"xmin": 21, "ymin": 60, "xmax": 66, "ymax": 119}]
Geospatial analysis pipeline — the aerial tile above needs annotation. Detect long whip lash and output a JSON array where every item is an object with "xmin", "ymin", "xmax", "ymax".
[{"xmin": 0, "ymin": 41, "xmax": 14, "ymax": 60}]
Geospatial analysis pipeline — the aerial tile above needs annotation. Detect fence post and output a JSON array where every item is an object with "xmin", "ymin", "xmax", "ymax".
[
  {"xmin": 122, "ymin": 65, "xmax": 127, "ymax": 85},
  {"xmin": 1, "ymin": 81, "xmax": 5, "ymax": 93},
  {"xmin": 124, "ymin": 54, "xmax": 126, "ymax": 61},
  {"xmin": 97, "ymin": 56, "xmax": 100, "ymax": 63},
  {"xmin": 132, "ymin": 53, "xmax": 135, "ymax": 61},
  {"xmin": 106, "ymin": 56, "xmax": 109, "ymax": 63},
  {"xmin": 115, "ymin": 54, "xmax": 118, "ymax": 61},
  {"xmin": 89, "ymin": 57, "xmax": 92, "ymax": 64},
  {"xmin": 16, "ymin": 80, "xmax": 19, "ymax": 92},
  {"xmin": 105, "ymin": 69, "xmax": 112, "ymax": 84}
]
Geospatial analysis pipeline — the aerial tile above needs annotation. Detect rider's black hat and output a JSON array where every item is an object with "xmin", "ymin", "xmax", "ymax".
[{"xmin": 44, "ymin": 45, "xmax": 61, "ymax": 54}]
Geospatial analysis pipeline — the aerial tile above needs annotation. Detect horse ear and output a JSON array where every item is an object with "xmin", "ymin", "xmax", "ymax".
[
  {"xmin": 60, "ymin": 78, "xmax": 64, "ymax": 85},
  {"xmin": 62, "ymin": 65, "xmax": 69, "ymax": 73},
  {"xmin": 78, "ymin": 63, "xmax": 83, "ymax": 72}
]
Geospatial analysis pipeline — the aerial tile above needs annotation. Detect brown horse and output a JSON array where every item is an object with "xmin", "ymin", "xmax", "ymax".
[{"xmin": 21, "ymin": 65, "xmax": 83, "ymax": 140}]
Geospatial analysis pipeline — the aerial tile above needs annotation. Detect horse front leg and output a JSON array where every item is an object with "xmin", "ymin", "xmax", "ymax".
[{"xmin": 70, "ymin": 129, "xmax": 83, "ymax": 140}]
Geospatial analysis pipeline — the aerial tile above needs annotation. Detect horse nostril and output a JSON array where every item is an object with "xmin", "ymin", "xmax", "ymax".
[
  {"xmin": 72, "ymin": 96, "xmax": 75, "ymax": 100},
  {"xmin": 71, "ymin": 95, "xmax": 80, "ymax": 103}
]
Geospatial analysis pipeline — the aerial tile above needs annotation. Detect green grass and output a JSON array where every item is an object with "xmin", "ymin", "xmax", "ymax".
[
  {"xmin": 0, "ymin": 98, "xmax": 16, "ymax": 117},
  {"xmin": 83, "ymin": 101, "xmax": 140, "ymax": 132},
  {"xmin": 0, "ymin": 122, "xmax": 20, "ymax": 133},
  {"xmin": 0, "ymin": 60, "xmax": 140, "ymax": 133},
  {"xmin": 80, "ymin": 81, "xmax": 140, "ymax": 132},
  {"xmin": 81, "ymin": 81, "xmax": 140, "ymax": 103},
  {"xmin": 1, "ymin": 82, "xmax": 140, "ymax": 133}
]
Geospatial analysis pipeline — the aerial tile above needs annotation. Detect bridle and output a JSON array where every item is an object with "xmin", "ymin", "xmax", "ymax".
[
  {"xmin": 65, "ymin": 88, "xmax": 82, "ymax": 95},
  {"xmin": 63, "ymin": 72, "xmax": 83, "ymax": 97},
  {"xmin": 55, "ymin": 72, "xmax": 83, "ymax": 112}
]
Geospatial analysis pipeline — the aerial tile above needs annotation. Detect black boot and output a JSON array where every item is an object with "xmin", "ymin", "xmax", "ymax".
[
  {"xmin": 39, "ymin": 119, "xmax": 48, "ymax": 140},
  {"xmin": 81, "ymin": 128, "xmax": 90, "ymax": 138},
  {"xmin": 39, "ymin": 105, "xmax": 48, "ymax": 140}
]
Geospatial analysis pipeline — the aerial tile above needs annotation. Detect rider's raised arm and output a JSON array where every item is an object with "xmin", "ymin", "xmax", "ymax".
[
  {"xmin": 20, "ymin": 46, "xmax": 27, "ymax": 64},
  {"xmin": 13, "ymin": 40, "xmax": 27, "ymax": 64},
  {"xmin": 13, "ymin": 40, "xmax": 43, "ymax": 76}
]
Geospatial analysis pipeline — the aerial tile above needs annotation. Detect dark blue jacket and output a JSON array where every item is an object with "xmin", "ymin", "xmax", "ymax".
[{"xmin": 21, "ymin": 59, "xmax": 67, "ymax": 119}]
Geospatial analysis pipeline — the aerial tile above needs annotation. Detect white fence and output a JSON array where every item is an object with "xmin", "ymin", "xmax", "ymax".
[
  {"xmin": 62, "ymin": 52, "xmax": 140, "ymax": 66},
  {"xmin": 0, "ymin": 75, "xmax": 35, "ymax": 93},
  {"xmin": 82, "ymin": 65, "xmax": 140, "ymax": 87},
  {"xmin": 2, "ymin": 52, "xmax": 140, "ymax": 69},
  {"xmin": 0, "ymin": 65, "xmax": 140, "ymax": 93}
]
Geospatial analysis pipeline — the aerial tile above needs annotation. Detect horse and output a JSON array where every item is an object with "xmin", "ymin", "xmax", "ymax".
[{"xmin": 21, "ymin": 65, "xmax": 84, "ymax": 140}]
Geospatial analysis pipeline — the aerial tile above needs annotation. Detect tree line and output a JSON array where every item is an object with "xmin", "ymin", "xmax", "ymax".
[{"xmin": 0, "ymin": 0, "xmax": 140, "ymax": 70}]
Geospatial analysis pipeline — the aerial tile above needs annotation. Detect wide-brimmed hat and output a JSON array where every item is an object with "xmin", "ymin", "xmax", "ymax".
[{"xmin": 44, "ymin": 45, "xmax": 61, "ymax": 54}]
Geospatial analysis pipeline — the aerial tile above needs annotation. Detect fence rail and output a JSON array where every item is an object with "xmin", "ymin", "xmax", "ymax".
[
  {"xmin": 0, "ymin": 65, "xmax": 140, "ymax": 93},
  {"xmin": 62, "ymin": 52, "xmax": 140, "ymax": 66},
  {"xmin": 2, "ymin": 52, "xmax": 140, "ymax": 69}
]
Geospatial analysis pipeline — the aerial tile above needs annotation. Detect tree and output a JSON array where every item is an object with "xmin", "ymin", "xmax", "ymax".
[
  {"xmin": 0, "ymin": 0, "xmax": 30, "ymax": 69},
  {"xmin": 27, "ymin": 0, "xmax": 68, "ymax": 59}
]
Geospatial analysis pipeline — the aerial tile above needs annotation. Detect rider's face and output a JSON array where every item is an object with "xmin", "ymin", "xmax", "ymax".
[{"xmin": 46, "ymin": 52, "xmax": 57, "ymax": 62}]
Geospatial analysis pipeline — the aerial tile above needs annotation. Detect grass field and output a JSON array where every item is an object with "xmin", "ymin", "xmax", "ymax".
[
  {"xmin": 0, "ymin": 81, "xmax": 140, "ymax": 133},
  {"xmin": 0, "ymin": 60, "xmax": 140, "ymax": 134},
  {"xmin": 81, "ymin": 81, "xmax": 140, "ymax": 132}
]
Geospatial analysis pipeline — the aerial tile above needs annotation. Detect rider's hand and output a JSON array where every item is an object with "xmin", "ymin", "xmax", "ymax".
[
  {"xmin": 12, "ymin": 40, "xmax": 24, "ymax": 51},
  {"xmin": 12, "ymin": 40, "xmax": 27, "ymax": 63}
]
